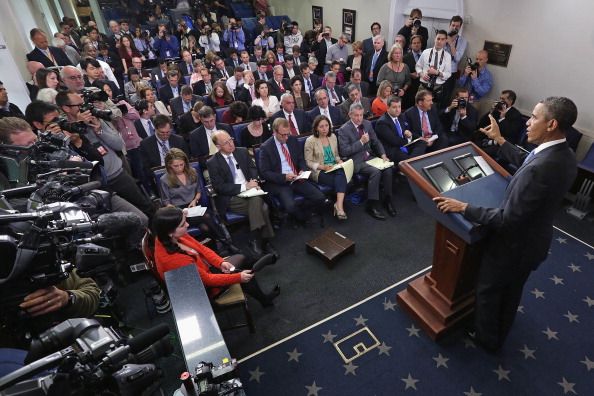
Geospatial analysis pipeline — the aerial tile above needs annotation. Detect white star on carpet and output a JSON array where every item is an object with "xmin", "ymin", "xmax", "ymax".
[
  {"xmin": 556, "ymin": 237, "xmax": 567, "ymax": 244},
  {"xmin": 343, "ymin": 362, "xmax": 358, "ymax": 376},
  {"xmin": 383, "ymin": 297, "xmax": 397, "ymax": 311},
  {"xmin": 531, "ymin": 288, "xmax": 545, "ymax": 299},
  {"xmin": 305, "ymin": 381, "xmax": 323, "ymax": 396},
  {"xmin": 557, "ymin": 377, "xmax": 577, "ymax": 395},
  {"xmin": 517, "ymin": 305, "xmax": 525, "ymax": 313},
  {"xmin": 568, "ymin": 263, "xmax": 581, "ymax": 272},
  {"xmin": 401, "ymin": 373, "xmax": 419, "ymax": 390},
  {"xmin": 406, "ymin": 324, "xmax": 421, "ymax": 337},
  {"xmin": 550, "ymin": 275, "xmax": 564, "ymax": 285},
  {"xmin": 493, "ymin": 365, "xmax": 511, "ymax": 381},
  {"xmin": 377, "ymin": 341, "xmax": 392, "ymax": 356},
  {"xmin": 580, "ymin": 356, "xmax": 594, "ymax": 371},
  {"xmin": 321, "ymin": 330, "xmax": 337, "ymax": 343},
  {"xmin": 583, "ymin": 296, "xmax": 594, "ymax": 308},
  {"xmin": 542, "ymin": 327, "xmax": 559, "ymax": 340},
  {"xmin": 287, "ymin": 347, "xmax": 302, "ymax": 362},
  {"xmin": 463, "ymin": 386, "xmax": 482, "ymax": 396},
  {"xmin": 519, "ymin": 344, "xmax": 536, "ymax": 360},
  {"xmin": 432, "ymin": 353, "xmax": 449, "ymax": 368},
  {"xmin": 585, "ymin": 251, "xmax": 594, "ymax": 260},
  {"xmin": 563, "ymin": 311, "xmax": 579, "ymax": 323},
  {"xmin": 464, "ymin": 336, "xmax": 477, "ymax": 349},
  {"xmin": 353, "ymin": 314, "xmax": 368, "ymax": 326},
  {"xmin": 248, "ymin": 366, "xmax": 265, "ymax": 382}
]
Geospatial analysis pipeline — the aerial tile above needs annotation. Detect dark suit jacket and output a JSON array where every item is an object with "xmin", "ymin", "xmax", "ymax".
[
  {"xmin": 139, "ymin": 134, "xmax": 189, "ymax": 189},
  {"xmin": 283, "ymin": 66, "xmax": 301, "ymax": 80},
  {"xmin": 170, "ymin": 95, "xmax": 201, "ymax": 122},
  {"xmin": 206, "ymin": 147, "xmax": 258, "ymax": 215},
  {"xmin": 211, "ymin": 66, "xmax": 234, "ymax": 82},
  {"xmin": 26, "ymin": 47, "xmax": 72, "ymax": 67},
  {"xmin": 189, "ymin": 123, "xmax": 233, "ymax": 159},
  {"xmin": 307, "ymin": 106, "xmax": 345, "ymax": 127},
  {"xmin": 337, "ymin": 120, "xmax": 386, "ymax": 171},
  {"xmin": 158, "ymin": 84, "xmax": 179, "ymax": 105},
  {"xmin": 0, "ymin": 103, "xmax": 25, "ymax": 119},
  {"xmin": 151, "ymin": 67, "xmax": 168, "ymax": 87},
  {"xmin": 234, "ymin": 86, "xmax": 254, "ymax": 104},
  {"xmin": 312, "ymin": 37, "xmax": 337, "ymax": 75},
  {"xmin": 269, "ymin": 78, "xmax": 290, "ymax": 99},
  {"xmin": 363, "ymin": 49, "xmax": 387, "ymax": 86},
  {"xmin": 464, "ymin": 141, "xmax": 576, "ymax": 269},
  {"xmin": 178, "ymin": 61, "xmax": 194, "ymax": 76},
  {"xmin": 338, "ymin": 97, "xmax": 372, "ymax": 119},
  {"xmin": 270, "ymin": 109, "xmax": 311, "ymax": 134},
  {"xmin": 325, "ymin": 86, "xmax": 347, "ymax": 105},
  {"xmin": 177, "ymin": 112, "xmax": 201, "ymax": 142},
  {"xmin": 375, "ymin": 113, "xmax": 418, "ymax": 160},
  {"xmin": 403, "ymin": 106, "xmax": 445, "ymax": 142},
  {"xmin": 134, "ymin": 118, "xmax": 150, "ymax": 140},
  {"xmin": 439, "ymin": 105, "xmax": 478, "ymax": 143},
  {"xmin": 254, "ymin": 70, "xmax": 273, "ymax": 82},
  {"xmin": 192, "ymin": 80, "xmax": 212, "ymax": 96},
  {"xmin": 259, "ymin": 136, "xmax": 307, "ymax": 184},
  {"xmin": 302, "ymin": 74, "xmax": 321, "ymax": 93},
  {"xmin": 478, "ymin": 106, "xmax": 524, "ymax": 145}
]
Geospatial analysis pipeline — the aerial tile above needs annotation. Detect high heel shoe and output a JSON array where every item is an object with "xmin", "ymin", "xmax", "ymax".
[{"xmin": 334, "ymin": 204, "xmax": 348, "ymax": 220}]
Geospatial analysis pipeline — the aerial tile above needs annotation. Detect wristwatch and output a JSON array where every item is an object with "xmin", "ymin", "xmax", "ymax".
[{"xmin": 66, "ymin": 291, "xmax": 76, "ymax": 307}]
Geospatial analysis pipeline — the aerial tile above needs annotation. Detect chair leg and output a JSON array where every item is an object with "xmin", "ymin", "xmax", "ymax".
[{"xmin": 244, "ymin": 301, "xmax": 256, "ymax": 333}]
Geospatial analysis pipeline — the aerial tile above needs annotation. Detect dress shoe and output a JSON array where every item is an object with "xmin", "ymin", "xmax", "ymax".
[
  {"xmin": 466, "ymin": 330, "xmax": 500, "ymax": 354},
  {"xmin": 252, "ymin": 253, "xmax": 277, "ymax": 272},
  {"xmin": 260, "ymin": 285, "xmax": 281, "ymax": 307},
  {"xmin": 248, "ymin": 239, "xmax": 263, "ymax": 257},
  {"xmin": 263, "ymin": 241, "xmax": 280, "ymax": 259},
  {"xmin": 366, "ymin": 206, "xmax": 386, "ymax": 220},
  {"xmin": 384, "ymin": 200, "xmax": 397, "ymax": 217}
]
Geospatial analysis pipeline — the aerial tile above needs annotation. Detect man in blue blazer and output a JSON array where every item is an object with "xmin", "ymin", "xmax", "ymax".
[
  {"xmin": 158, "ymin": 70, "xmax": 181, "ymax": 106},
  {"xmin": 26, "ymin": 29, "xmax": 72, "ymax": 67},
  {"xmin": 270, "ymin": 93, "xmax": 311, "ymax": 135},
  {"xmin": 307, "ymin": 89, "xmax": 345, "ymax": 128},
  {"xmin": 403, "ymin": 90, "xmax": 448, "ymax": 152},
  {"xmin": 259, "ymin": 118, "xmax": 326, "ymax": 223},
  {"xmin": 434, "ymin": 97, "xmax": 578, "ymax": 352},
  {"xmin": 375, "ymin": 96, "xmax": 426, "ymax": 163},
  {"xmin": 337, "ymin": 103, "xmax": 395, "ymax": 220}
]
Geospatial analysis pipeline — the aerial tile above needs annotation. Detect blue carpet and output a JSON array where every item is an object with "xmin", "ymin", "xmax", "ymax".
[{"xmin": 238, "ymin": 228, "xmax": 594, "ymax": 395}]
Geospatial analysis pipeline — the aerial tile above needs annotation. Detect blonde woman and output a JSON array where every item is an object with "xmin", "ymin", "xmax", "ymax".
[{"xmin": 371, "ymin": 80, "xmax": 393, "ymax": 117}]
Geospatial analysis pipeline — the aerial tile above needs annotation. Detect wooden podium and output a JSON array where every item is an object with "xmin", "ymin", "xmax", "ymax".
[{"xmin": 397, "ymin": 143, "xmax": 510, "ymax": 340}]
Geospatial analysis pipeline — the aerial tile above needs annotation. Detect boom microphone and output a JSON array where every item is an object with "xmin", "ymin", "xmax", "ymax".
[
  {"xmin": 96, "ymin": 212, "xmax": 143, "ymax": 237},
  {"xmin": 127, "ymin": 323, "xmax": 170, "ymax": 354},
  {"xmin": 65, "ymin": 181, "xmax": 102, "ymax": 197},
  {"xmin": 29, "ymin": 159, "xmax": 94, "ymax": 169}
]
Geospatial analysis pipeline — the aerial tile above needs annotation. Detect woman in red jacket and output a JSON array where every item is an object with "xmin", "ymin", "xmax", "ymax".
[{"xmin": 153, "ymin": 207, "xmax": 280, "ymax": 306}]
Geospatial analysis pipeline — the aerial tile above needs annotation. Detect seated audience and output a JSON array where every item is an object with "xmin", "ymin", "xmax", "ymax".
[
  {"xmin": 158, "ymin": 70, "xmax": 182, "ymax": 106},
  {"xmin": 307, "ymin": 88, "xmax": 345, "ymax": 128},
  {"xmin": 193, "ymin": 67, "xmax": 214, "ymax": 96},
  {"xmin": 324, "ymin": 71, "xmax": 347, "ymax": 106},
  {"xmin": 240, "ymin": 105, "xmax": 272, "ymax": 149},
  {"xmin": 170, "ymin": 85, "xmax": 202, "ymax": 123},
  {"xmin": 221, "ymin": 101, "xmax": 249, "ymax": 124},
  {"xmin": 177, "ymin": 101, "xmax": 204, "ymax": 143},
  {"xmin": 153, "ymin": 207, "xmax": 280, "ymax": 306},
  {"xmin": 205, "ymin": 81, "xmax": 234, "ymax": 108},
  {"xmin": 139, "ymin": 86, "xmax": 171, "ymax": 116},
  {"xmin": 371, "ymin": 80, "xmax": 394, "ymax": 117},
  {"xmin": 289, "ymin": 76, "xmax": 311, "ymax": 110},
  {"xmin": 270, "ymin": 93, "xmax": 311, "ymax": 135},
  {"xmin": 348, "ymin": 68, "xmax": 370, "ymax": 98},
  {"xmin": 338, "ymin": 84, "xmax": 372, "ymax": 120},
  {"xmin": 35, "ymin": 68, "xmax": 60, "ymax": 91},
  {"xmin": 440, "ymin": 88, "xmax": 478, "ymax": 146},
  {"xmin": 189, "ymin": 105, "xmax": 233, "ymax": 160},
  {"xmin": 251, "ymin": 79, "xmax": 280, "ymax": 117},
  {"xmin": 477, "ymin": 89, "xmax": 524, "ymax": 147},
  {"xmin": 403, "ymin": 90, "xmax": 448, "ymax": 152},
  {"xmin": 304, "ymin": 115, "xmax": 349, "ymax": 219},
  {"xmin": 269, "ymin": 65, "xmax": 289, "ymax": 99}
]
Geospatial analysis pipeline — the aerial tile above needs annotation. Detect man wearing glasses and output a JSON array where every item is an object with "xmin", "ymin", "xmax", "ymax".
[
  {"xmin": 207, "ymin": 130, "xmax": 277, "ymax": 257},
  {"xmin": 259, "ymin": 118, "xmax": 327, "ymax": 226}
]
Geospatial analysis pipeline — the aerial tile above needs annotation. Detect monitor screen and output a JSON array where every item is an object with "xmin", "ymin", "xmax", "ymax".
[
  {"xmin": 423, "ymin": 162, "xmax": 458, "ymax": 193},
  {"xmin": 452, "ymin": 153, "xmax": 486, "ymax": 180}
]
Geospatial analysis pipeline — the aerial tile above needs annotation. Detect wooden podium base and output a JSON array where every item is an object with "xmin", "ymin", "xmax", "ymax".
[{"xmin": 396, "ymin": 223, "xmax": 482, "ymax": 340}]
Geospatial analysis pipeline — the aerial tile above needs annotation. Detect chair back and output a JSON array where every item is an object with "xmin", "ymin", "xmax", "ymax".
[{"xmin": 215, "ymin": 106, "xmax": 229, "ymax": 122}]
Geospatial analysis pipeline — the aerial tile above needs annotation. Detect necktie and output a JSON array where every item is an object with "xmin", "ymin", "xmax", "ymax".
[
  {"xmin": 279, "ymin": 81, "xmax": 285, "ymax": 92},
  {"xmin": 421, "ymin": 112, "xmax": 431, "ymax": 138},
  {"xmin": 394, "ymin": 118, "xmax": 408, "ymax": 154},
  {"xmin": 227, "ymin": 155, "xmax": 237, "ymax": 180},
  {"xmin": 306, "ymin": 78, "xmax": 313, "ymax": 93},
  {"xmin": 249, "ymin": 85, "xmax": 255, "ymax": 100},
  {"xmin": 223, "ymin": 69, "xmax": 229, "ymax": 79},
  {"xmin": 323, "ymin": 108, "xmax": 332, "ymax": 127},
  {"xmin": 522, "ymin": 150, "xmax": 536, "ymax": 166},
  {"xmin": 158, "ymin": 140, "xmax": 169, "ymax": 165},
  {"xmin": 183, "ymin": 101, "xmax": 191, "ymax": 112},
  {"xmin": 245, "ymin": 63, "xmax": 250, "ymax": 71},
  {"xmin": 260, "ymin": 72, "xmax": 267, "ymax": 81},
  {"xmin": 288, "ymin": 114, "xmax": 298, "ymax": 135},
  {"xmin": 188, "ymin": 64, "xmax": 193, "ymax": 75},
  {"xmin": 147, "ymin": 120, "xmax": 155, "ymax": 136},
  {"xmin": 281, "ymin": 143, "xmax": 298, "ymax": 174},
  {"xmin": 330, "ymin": 89, "xmax": 339, "ymax": 105},
  {"xmin": 357, "ymin": 125, "xmax": 369, "ymax": 160},
  {"xmin": 206, "ymin": 83, "xmax": 212, "ymax": 94}
]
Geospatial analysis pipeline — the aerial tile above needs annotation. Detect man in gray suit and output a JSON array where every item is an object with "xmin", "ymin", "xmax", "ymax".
[
  {"xmin": 337, "ymin": 103, "xmax": 395, "ymax": 220},
  {"xmin": 434, "ymin": 97, "xmax": 578, "ymax": 352},
  {"xmin": 338, "ymin": 84, "xmax": 372, "ymax": 120}
]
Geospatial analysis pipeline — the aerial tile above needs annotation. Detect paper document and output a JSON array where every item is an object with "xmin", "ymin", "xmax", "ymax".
[
  {"xmin": 186, "ymin": 206, "xmax": 207, "ymax": 217},
  {"xmin": 366, "ymin": 157, "xmax": 394, "ymax": 170},
  {"xmin": 291, "ymin": 171, "xmax": 311, "ymax": 183},
  {"xmin": 238, "ymin": 188, "xmax": 268, "ymax": 198},
  {"xmin": 325, "ymin": 158, "xmax": 354, "ymax": 184},
  {"xmin": 404, "ymin": 135, "xmax": 438, "ymax": 147},
  {"xmin": 474, "ymin": 156, "xmax": 494, "ymax": 176}
]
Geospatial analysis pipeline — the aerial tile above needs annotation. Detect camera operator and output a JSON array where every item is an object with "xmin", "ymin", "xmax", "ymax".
[
  {"xmin": 283, "ymin": 21, "xmax": 303, "ymax": 55},
  {"xmin": 457, "ymin": 50, "xmax": 493, "ymax": 104},
  {"xmin": 198, "ymin": 24, "xmax": 221, "ymax": 54},
  {"xmin": 223, "ymin": 18, "xmax": 246, "ymax": 53},
  {"xmin": 254, "ymin": 25, "xmax": 275, "ymax": 51},
  {"xmin": 415, "ymin": 30, "xmax": 451, "ymax": 108},
  {"xmin": 439, "ymin": 88, "xmax": 478, "ymax": 146},
  {"xmin": 441, "ymin": 16, "xmax": 468, "ymax": 108},
  {"xmin": 397, "ymin": 8, "xmax": 429, "ymax": 51},
  {"xmin": 153, "ymin": 24, "xmax": 180, "ymax": 60},
  {"xmin": 477, "ymin": 89, "xmax": 524, "ymax": 148}
]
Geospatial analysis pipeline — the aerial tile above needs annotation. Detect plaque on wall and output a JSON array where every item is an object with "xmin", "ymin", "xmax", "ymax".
[
  {"xmin": 312, "ymin": 6, "xmax": 323, "ymax": 28},
  {"xmin": 483, "ymin": 41, "xmax": 512, "ymax": 67},
  {"xmin": 342, "ymin": 9, "xmax": 356, "ymax": 42}
]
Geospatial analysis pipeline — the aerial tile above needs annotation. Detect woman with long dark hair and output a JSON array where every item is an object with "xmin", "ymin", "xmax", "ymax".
[{"xmin": 153, "ymin": 206, "xmax": 280, "ymax": 306}]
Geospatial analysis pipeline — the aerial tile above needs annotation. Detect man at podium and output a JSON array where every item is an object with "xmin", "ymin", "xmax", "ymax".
[{"xmin": 433, "ymin": 97, "xmax": 578, "ymax": 352}]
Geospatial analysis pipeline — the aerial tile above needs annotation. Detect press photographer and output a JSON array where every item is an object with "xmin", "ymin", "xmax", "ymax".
[
  {"xmin": 457, "ymin": 50, "xmax": 493, "ymax": 103},
  {"xmin": 439, "ymin": 87, "xmax": 478, "ymax": 146},
  {"xmin": 54, "ymin": 90, "xmax": 154, "ymax": 220},
  {"xmin": 476, "ymin": 89, "xmax": 524, "ymax": 151},
  {"xmin": 415, "ymin": 30, "xmax": 451, "ymax": 106}
]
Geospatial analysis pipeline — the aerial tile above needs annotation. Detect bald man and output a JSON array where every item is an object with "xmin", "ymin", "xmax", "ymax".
[
  {"xmin": 26, "ymin": 61, "xmax": 44, "ymax": 99},
  {"xmin": 457, "ymin": 50, "xmax": 493, "ymax": 102}
]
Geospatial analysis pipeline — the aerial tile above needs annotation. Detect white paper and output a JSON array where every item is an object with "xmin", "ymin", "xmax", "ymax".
[
  {"xmin": 325, "ymin": 159, "xmax": 354, "ymax": 184},
  {"xmin": 186, "ymin": 206, "xmax": 207, "ymax": 217},
  {"xmin": 366, "ymin": 157, "xmax": 395, "ymax": 170},
  {"xmin": 238, "ymin": 188, "xmax": 268, "ymax": 198},
  {"xmin": 291, "ymin": 171, "xmax": 311, "ymax": 183},
  {"xmin": 474, "ymin": 156, "xmax": 495, "ymax": 176}
]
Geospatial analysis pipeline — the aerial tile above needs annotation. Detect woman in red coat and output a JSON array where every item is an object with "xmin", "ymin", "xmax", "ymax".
[{"xmin": 153, "ymin": 207, "xmax": 280, "ymax": 306}]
